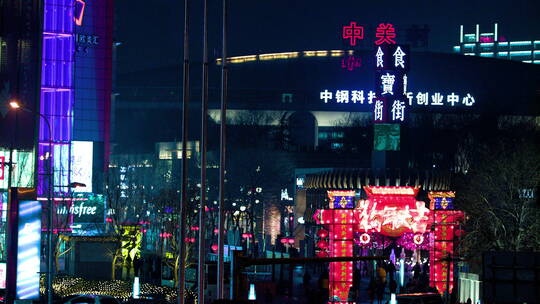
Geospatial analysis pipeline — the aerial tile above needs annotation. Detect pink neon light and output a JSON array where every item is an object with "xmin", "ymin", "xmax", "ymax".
[
  {"xmin": 74, "ymin": 0, "xmax": 86, "ymax": 26},
  {"xmin": 343, "ymin": 22, "xmax": 364, "ymax": 46},
  {"xmin": 374, "ymin": 23, "xmax": 396, "ymax": 45}
]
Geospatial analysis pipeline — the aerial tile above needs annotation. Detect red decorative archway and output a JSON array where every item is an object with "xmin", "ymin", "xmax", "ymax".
[{"xmin": 314, "ymin": 187, "xmax": 464, "ymax": 303}]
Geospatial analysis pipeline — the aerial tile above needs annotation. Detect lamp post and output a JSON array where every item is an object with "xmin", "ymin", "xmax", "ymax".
[{"xmin": 9, "ymin": 100, "xmax": 54, "ymax": 304}]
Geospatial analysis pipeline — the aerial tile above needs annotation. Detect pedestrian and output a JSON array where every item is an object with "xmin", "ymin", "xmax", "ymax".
[
  {"xmin": 389, "ymin": 278, "xmax": 397, "ymax": 294},
  {"xmin": 412, "ymin": 262, "xmax": 421, "ymax": 279},
  {"xmin": 376, "ymin": 279, "xmax": 386, "ymax": 304},
  {"xmin": 367, "ymin": 278, "xmax": 376, "ymax": 304},
  {"xmin": 386, "ymin": 261, "xmax": 396, "ymax": 282}
]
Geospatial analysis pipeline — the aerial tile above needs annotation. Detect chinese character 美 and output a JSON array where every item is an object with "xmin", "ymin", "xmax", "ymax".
[
  {"xmin": 335, "ymin": 90, "xmax": 349, "ymax": 103},
  {"xmin": 391, "ymin": 100, "xmax": 405, "ymax": 121},
  {"xmin": 368, "ymin": 91, "xmax": 377, "ymax": 104},
  {"xmin": 381, "ymin": 73, "xmax": 396, "ymax": 95},
  {"xmin": 462, "ymin": 93, "xmax": 475, "ymax": 106},
  {"xmin": 351, "ymin": 90, "xmax": 365, "ymax": 103},
  {"xmin": 375, "ymin": 23, "xmax": 397, "ymax": 45},
  {"xmin": 431, "ymin": 92, "xmax": 444, "ymax": 105},
  {"xmin": 374, "ymin": 99, "xmax": 384, "ymax": 121},
  {"xmin": 376, "ymin": 47, "xmax": 384, "ymax": 68},
  {"xmin": 416, "ymin": 92, "xmax": 428, "ymax": 105},
  {"xmin": 447, "ymin": 93, "xmax": 459, "ymax": 106},
  {"xmin": 343, "ymin": 22, "xmax": 364, "ymax": 46},
  {"xmin": 393, "ymin": 46, "xmax": 406, "ymax": 68},
  {"xmin": 320, "ymin": 90, "xmax": 333, "ymax": 103}
]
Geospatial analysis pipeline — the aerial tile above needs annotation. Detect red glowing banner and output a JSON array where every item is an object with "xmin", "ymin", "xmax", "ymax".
[{"xmin": 357, "ymin": 186, "xmax": 430, "ymax": 237}]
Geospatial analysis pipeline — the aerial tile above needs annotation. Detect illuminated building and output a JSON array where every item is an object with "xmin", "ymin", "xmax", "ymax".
[{"xmin": 452, "ymin": 23, "xmax": 540, "ymax": 64}]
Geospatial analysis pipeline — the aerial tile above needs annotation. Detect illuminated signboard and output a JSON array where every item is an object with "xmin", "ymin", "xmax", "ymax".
[
  {"xmin": 71, "ymin": 141, "xmax": 93, "ymax": 193},
  {"xmin": 320, "ymin": 89, "xmax": 476, "ymax": 107},
  {"xmin": 56, "ymin": 193, "xmax": 105, "ymax": 224},
  {"xmin": 16, "ymin": 200, "xmax": 41, "ymax": 300}
]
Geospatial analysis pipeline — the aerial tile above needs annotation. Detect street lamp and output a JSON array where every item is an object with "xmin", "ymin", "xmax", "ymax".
[{"xmin": 9, "ymin": 100, "xmax": 54, "ymax": 304}]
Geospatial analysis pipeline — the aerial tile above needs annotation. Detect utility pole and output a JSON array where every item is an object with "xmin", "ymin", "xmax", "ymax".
[
  {"xmin": 178, "ymin": 0, "xmax": 190, "ymax": 302},
  {"xmin": 217, "ymin": 0, "xmax": 228, "ymax": 299},
  {"xmin": 198, "ymin": 0, "xmax": 209, "ymax": 301}
]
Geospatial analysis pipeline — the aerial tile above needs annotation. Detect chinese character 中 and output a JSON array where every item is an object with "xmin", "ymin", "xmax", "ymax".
[
  {"xmin": 431, "ymin": 92, "xmax": 444, "ymax": 105},
  {"xmin": 368, "ymin": 91, "xmax": 377, "ymax": 104},
  {"xmin": 391, "ymin": 100, "xmax": 405, "ymax": 121},
  {"xmin": 381, "ymin": 73, "xmax": 395, "ymax": 95},
  {"xmin": 447, "ymin": 93, "xmax": 459, "ymax": 106},
  {"xmin": 462, "ymin": 93, "xmax": 475, "ymax": 106},
  {"xmin": 351, "ymin": 90, "xmax": 365, "ymax": 103},
  {"xmin": 374, "ymin": 99, "xmax": 384, "ymax": 121},
  {"xmin": 376, "ymin": 47, "xmax": 384, "ymax": 68},
  {"xmin": 336, "ymin": 90, "xmax": 349, "ymax": 103},
  {"xmin": 375, "ymin": 23, "xmax": 397, "ymax": 45},
  {"xmin": 343, "ymin": 22, "xmax": 364, "ymax": 46},
  {"xmin": 393, "ymin": 46, "xmax": 406, "ymax": 68},
  {"xmin": 320, "ymin": 90, "xmax": 332, "ymax": 103},
  {"xmin": 416, "ymin": 92, "xmax": 428, "ymax": 105}
]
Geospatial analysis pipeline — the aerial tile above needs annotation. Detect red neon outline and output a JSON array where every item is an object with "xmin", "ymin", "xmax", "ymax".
[
  {"xmin": 342, "ymin": 22, "xmax": 364, "ymax": 46},
  {"xmin": 74, "ymin": 0, "xmax": 86, "ymax": 26}
]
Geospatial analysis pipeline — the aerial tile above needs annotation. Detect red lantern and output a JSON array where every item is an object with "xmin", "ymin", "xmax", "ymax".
[
  {"xmin": 211, "ymin": 244, "xmax": 218, "ymax": 252},
  {"xmin": 316, "ymin": 240, "xmax": 329, "ymax": 249},
  {"xmin": 317, "ymin": 229, "xmax": 329, "ymax": 238}
]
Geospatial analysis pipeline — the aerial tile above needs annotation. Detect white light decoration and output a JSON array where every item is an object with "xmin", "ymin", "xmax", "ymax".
[
  {"xmin": 393, "ymin": 46, "xmax": 406, "ymax": 68},
  {"xmin": 320, "ymin": 90, "xmax": 333, "ymax": 103},
  {"xmin": 335, "ymin": 90, "xmax": 349, "ymax": 103},
  {"xmin": 381, "ymin": 73, "xmax": 396, "ymax": 95},
  {"xmin": 391, "ymin": 100, "xmax": 405, "ymax": 121},
  {"xmin": 240, "ymin": 206, "xmax": 247, "ymax": 212},
  {"xmin": 297, "ymin": 216, "xmax": 305, "ymax": 224},
  {"xmin": 351, "ymin": 90, "xmax": 365, "ymax": 103},
  {"xmin": 400, "ymin": 258, "xmax": 405, "ymax": 286},
  {"xmin": 376, "ymin": 47, "xmax": 384, "ymax": 67},
  {"xmin": 431, "ymin": 92, "xmax": 444, "ymax": 105},
  {"xmin": 374, "ymin": 100, "xmax": 384, "ymax": 121},
  {"xmin": 133, "ymin": 277, "xmax": 140, "ymax": 299},
  {"xmin": 248, "ymin": 283, "xmax": 256, "ymax": 300}
]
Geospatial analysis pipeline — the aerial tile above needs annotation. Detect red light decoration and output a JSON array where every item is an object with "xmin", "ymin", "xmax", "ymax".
[
  {"xmin": 211, "ymin": 244, "xmax": 218, "ymax": 252},
  {"xmin": 288, "ymin": 238, "xmax": 295, "ymax": 244},
  {"xmin": 316, "ymin": 250, "xmax": 329, "ymax": 258},
  {"xmin": 374, "ymin": 23, "xmax": 397, "ymax": 45},
  {"xmin": 316, "ymin": 240, "xmax": 329, "ymax": 249},
  {"xmin": 342, "ymin": 22, "xmax": 364, "ymax": 46},
  {"xmin": 413, "ymin": 233, "xmax": 424, "ymax": 245},
  {"xmin": 317, "ymin": 229, "xmax": 329, "ymax": 238},
  {"xmin": 242, "ymin": 233, "xmax": 253, "ymax": 239},
  {"xmin": 359, "ymin": 233, "xmax": 371, "ymax": 244}
]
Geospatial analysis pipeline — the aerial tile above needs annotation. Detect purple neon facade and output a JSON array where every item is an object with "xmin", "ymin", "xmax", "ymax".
[{"xmin": 39, "ymin": 0, "xmax": 75, "ymax": 196}]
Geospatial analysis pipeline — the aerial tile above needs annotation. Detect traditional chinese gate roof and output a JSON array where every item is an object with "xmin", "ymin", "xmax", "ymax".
[{"xmin": 303, "ymin": 168, "xmax": 452, "ymax": 191}]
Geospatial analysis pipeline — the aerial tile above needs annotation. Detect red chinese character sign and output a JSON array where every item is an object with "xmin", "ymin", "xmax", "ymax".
[
  {"xmin": 342, "ymin": 22, "xmax": 364, "ymax": 46},
  {"xmin": 375, "ymin": 23, "xmax": 397, "ymax": 45}
]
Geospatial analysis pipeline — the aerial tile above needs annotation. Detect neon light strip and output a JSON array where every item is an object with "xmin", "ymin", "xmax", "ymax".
[
  {"xmin": 479, "ymin": 52, "xmax": 494, "ymax": 57},
  {"xmin": 459, "ymin": 25, "xmax": 463, "ymax": 43},
  {"xmin": 510, "ymin": 51, "xmax": 532, "ymax": 55},
  {"xmin": 453, "ymin": 46, "xmax": 460, "ymax": 52},
  {"xmin": 463, "ymin": 43, "xmax": 475, "ymax": 47},
  {"xmin": 480, "ymin": 43, "xmax": 494, "ymax": 46},
  {"xmin": 494, "ymin": 23, "xmax": 498, "ymax": 42},
  {"xmin": 464, "ymin": 53, "xmax": 475, "ymax": 56},
  {"xmin": 510, "ymin": 41, "xmax": 532, "ymax": 45},
  {"xmin": 498, "ymin": 42, "xmax": 509, "ymax": 45},
  {"xmin": 498, "ymin": 52, "xmax": 508, "ymax": 56}
]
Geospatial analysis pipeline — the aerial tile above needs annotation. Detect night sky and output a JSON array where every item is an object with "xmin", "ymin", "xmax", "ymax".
[{"xmin": 115, "ymin": 0, "xmax": 540, "ymax": 74}]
